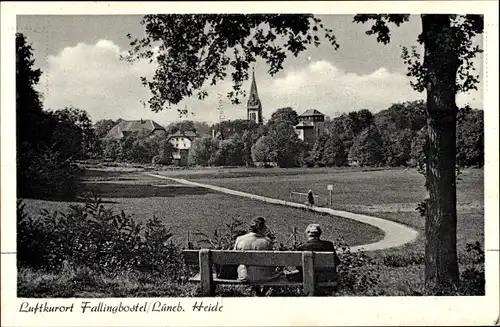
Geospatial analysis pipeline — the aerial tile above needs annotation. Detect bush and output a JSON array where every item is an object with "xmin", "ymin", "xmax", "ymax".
[
  {"xmin": 17, "ymin": 194, "xmax": 186, "ymax": 281},
  {"xmin": 333, "ymin": 239, "xmax": 382, "ymax": 296},
  {"xmin": 381, "ymin": 251, "xmax": 424, "ymax": 268},
  {"xmin": 17, "ymin": 146, "xmax": 82, "ymax": 200},
  {"xmin": 193, "ymin": 217, "xmax": 247, "ymax": 250},
  {"xmin": 458, "ymin": 241, "xmax": 485, "ymax": 296}
]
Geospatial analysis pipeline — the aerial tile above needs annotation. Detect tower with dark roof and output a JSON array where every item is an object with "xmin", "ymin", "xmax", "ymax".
[
  {"xmin": 247, "ymin": 68, "xmax": 263, "ymax": 124},
  {"xmin": 294, "ymin": 109, "xmax": 325, "ymax": 144}
]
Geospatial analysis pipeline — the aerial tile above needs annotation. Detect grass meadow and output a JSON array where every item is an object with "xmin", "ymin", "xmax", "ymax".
[
  {"xmin": 18, "ymin": 166, "xmax": 484, "ymax": 297},
  {"xmin": 22, "ymin": 170, "xmax": 384, "ymax": 249},
  {"xmin": 154, "ymin": 166, "xmax": 484, "ymax": 295},
  {"xmin": 157, "ymin": 167, "xmax": 484, "ymax": 257}
]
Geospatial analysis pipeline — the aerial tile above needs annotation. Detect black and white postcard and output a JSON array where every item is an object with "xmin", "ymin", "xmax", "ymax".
[{"xmin": 1, "ymin": 1, "xmax": 499, "ymax": 326}]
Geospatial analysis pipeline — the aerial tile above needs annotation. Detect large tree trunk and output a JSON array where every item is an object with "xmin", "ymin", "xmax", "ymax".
[{"xmin": 421, "ymin": 14, "xmax": 460, "ymax": 292}]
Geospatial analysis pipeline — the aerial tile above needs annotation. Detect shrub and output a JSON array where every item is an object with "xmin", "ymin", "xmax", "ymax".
[
  {"xmin": 17, "ymin": 194, "xmax": 186, "ymax": 280},
  {"xmin": 382, "ymin": 250, "xmax": 424, "ymax": 268},
  {"xmin": 333, "ymin": 238, "xmax": 382, "ymax": 296},
  {"xmin": 17, "ymin": 146, "xmax": 82, "ymax": 200},
  {"xmin": 193, "ymin": 217, "xmax": 247, "ymax": 250},
  {"xmin": 458, "ymin": 241, "xmax": 485, "ymax": 296}
]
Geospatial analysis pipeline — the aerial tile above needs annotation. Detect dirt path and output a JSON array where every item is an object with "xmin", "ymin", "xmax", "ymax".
[{"xmin": 145, "ymin": 173, "xmax": 419, "ymax": 252}]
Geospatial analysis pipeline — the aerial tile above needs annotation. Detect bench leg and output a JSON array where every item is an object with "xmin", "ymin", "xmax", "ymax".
[
  {"xmin": 199, "ymin": 249, "xmax": 214, "ymax": 296},
  {"xmin": 302, "ymin": 251, "xmax": 316, "ymax": 296}
]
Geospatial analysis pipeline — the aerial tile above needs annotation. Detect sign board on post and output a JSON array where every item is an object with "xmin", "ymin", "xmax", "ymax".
[{"xmin": 327, "ymin": 185, "xmax": 333, "ymax": 207}]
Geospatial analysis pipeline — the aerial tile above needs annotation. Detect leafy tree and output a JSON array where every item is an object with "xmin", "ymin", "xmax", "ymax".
[
  {"xmin": 251, "ymin": 135, "xmax": 275, "ymax": 164},
  {"xmin": 323, "ymin": 134, "xmax": 348, "ymax": 167},
  {"xmin": 211, "ymin": 133, "xmax": 245, "ymax": 166},
  {"xmin": 267, "ymin": 107, "xmax": 299, "ymax": 128},
  {"xmin": 306, "ymin": 135, "xmax": 328, "ymax": 167},
  {"xmin": 355, "ymin": 109, "xmax": 375, "ymax": 133},
  {"xmin": 188, "ymin": 136, "xmax": 219, "ymax": 166},
  {"xmin": 325, "ymin": 109, "xmax": 375, "ymax": 154},
  {"xmin": 16, "ymin": 33, "xmax": 81, "ymax": 200},
  {"xmin": 123, "ymin": 14, "xmax": 338, "ymax": 111},
  {"xmin": 409, "ymin": 107, "xmax": 484, "ymax": 170},
  {"xmin": 348, "ymin": 125, "xmax": 384, "ymax": 166},
  {"xmin": 355, "ymin": 14, "xmax": 483, "ymax": 289},
  {"xmin": 267, "ymin": 122, "xmax": 303, "ymax": 167},
  {"xmin": 102, "ymin": 139, "xmax": 122, "ymax": 161},
  {"xmin": 126, "ymin": 13, "xmax": 484, "ymax": 291},
  {"xmin": 241, "ymin": 128, "xmax": 267, "ymax": 166},
  {"xmin": 95, "ymin": 119, "xmax": 117, "ymax": 139},
  {"xmin": 193, "ymin": 121, "xmax": 211, "ymax": 137},
  {"xmin": 48, "ymin": 107, "xmax": 97, "ymax": 159},
  {"xmin": 382, "ymin": 128, "xmax": 414, "ymax": 167},
  {"xmin": 16, "ymin": 32, "xmax": 45, "ymax": 161},
  {"xmin": 156, "ymin": 138, "xmax": 174, "ymax": 165},
  {"xmin": 375, "ymin": 100, "xmax": 426, "ymax": 133},
  {"xmin": 211, "ymin": 119, "xmax": 261, "ymax": 140},
  {"xmin": 456, "ymin": 106, "xmax": 483, "ymax": 167}
]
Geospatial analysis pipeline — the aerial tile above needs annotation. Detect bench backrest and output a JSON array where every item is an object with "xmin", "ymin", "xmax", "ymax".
[
  {"xmin": 183, "ymin": 249, "xmax": 338, "ymax": 267},
  {"xmin": 182, "ymin": 249, "xmax": 338, "ymax": 296}
]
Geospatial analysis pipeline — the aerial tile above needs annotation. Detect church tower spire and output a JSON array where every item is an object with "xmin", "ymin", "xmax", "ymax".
[{"xmin": 247, "ymin": 67, "xmax": 263, "ymax": 124}]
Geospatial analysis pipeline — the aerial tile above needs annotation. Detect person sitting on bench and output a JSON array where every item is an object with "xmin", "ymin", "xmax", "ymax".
[
  {"xmin": 233, "ymin": 217, "xmax": 281, "ymax": 296},
  {"xmin": 289, "ymin": 224, "xmax": 341, "ymax": 285}
]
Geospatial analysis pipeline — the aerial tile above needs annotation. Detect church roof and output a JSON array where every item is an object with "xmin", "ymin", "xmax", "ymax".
[
  {"xmin": 299, "ymin": 109, "xmax": 325, "ymax": 117},
  {"xmin": 247, "ymin": 69, "xmax": 261, "ymax": 108}
]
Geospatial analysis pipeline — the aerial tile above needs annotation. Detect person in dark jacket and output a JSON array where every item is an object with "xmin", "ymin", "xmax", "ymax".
[
  {"xmin": 307, "ymin": 189, "xmax": 315, "ymax": 206},
  {"xmin": 295, "ymin": 224, "xmax": 341, "ymax": 286}
]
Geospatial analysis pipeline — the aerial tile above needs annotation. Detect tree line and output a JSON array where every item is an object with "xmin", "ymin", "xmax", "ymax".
[{"xmin": 186, "ymin": 104, "xmax": 483, "ymax": 169}]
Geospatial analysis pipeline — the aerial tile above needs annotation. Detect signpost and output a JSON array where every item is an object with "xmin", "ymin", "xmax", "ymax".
[{"xmin": 327, "ymin": 184, "xmax": 333, "ymax": 207}]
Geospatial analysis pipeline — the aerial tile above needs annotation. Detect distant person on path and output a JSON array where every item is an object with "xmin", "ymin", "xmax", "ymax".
[
  {"xmin": 307, "ymin": 190, "xmax": 315, "ymax": 206},
  {"xmin": 306, "ymin": 189, "xmax": 315, "ymax": 210},
  {"xmin": 233, "ymin": 217, "xmax": 280, "ymax": 296},
  {"xmin": 288, "ymin": 224, "xmax": 341, "ymax": 294}
]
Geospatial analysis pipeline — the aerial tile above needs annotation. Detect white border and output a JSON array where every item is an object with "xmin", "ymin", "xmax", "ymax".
[{"xmin": 2, "ymin": 2, "xmax": 499, "ymax": 326}]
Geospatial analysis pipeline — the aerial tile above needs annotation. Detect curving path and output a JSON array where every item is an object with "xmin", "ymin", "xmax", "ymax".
[{"xmin": 145, "ymin": 172, "xmax": 419, "ymax": 253}]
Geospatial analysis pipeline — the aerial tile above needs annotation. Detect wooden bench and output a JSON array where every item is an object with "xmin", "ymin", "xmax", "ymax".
[{"xmin": 182, "ymin": 249, "xmax": 338, "ymax": 296}]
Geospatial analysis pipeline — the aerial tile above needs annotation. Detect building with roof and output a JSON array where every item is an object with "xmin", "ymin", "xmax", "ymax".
[
  {"xmin": 167, "ymin": 130, "xmax": 198, "ymax": 166},
  {"xmin": 104, "ymin": 119, "xmax": 166, "ymax": 140},
  {"xmin": 247, "ymin": 68, "xmax": 263, "ymax": 124},
  {"xmin": 294, "ymin": 109, "xmax": 325, "ymax": 144}
]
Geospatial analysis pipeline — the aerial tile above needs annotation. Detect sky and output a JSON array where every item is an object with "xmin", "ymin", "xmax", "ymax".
[{"xmin": 17, "ymin": 15, "xmax": 484, "ymax": 126}]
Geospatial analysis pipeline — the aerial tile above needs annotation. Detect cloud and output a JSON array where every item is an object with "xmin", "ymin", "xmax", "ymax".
[
  {"xmin": 38, "ymin": 39, "xmax": 160, "ymax": 123},
  {"xmin": 259, "ymin": 60, "xmax": 482, "ymax": 119},
  {"xmin": 38, "ymin": 41, "xmax": 483, "ymax": 127}
]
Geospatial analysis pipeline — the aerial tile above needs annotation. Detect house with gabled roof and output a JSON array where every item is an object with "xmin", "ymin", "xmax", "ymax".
[
  {"xmin": 294, "ymin": 109, "xmax": 325, "ymax": 144},
  {"xmin": 167, "ymin": 130, "xmax": 198, "ymax": 166},
  {"xmin": 103, "ymin": 119, "xmax": 166, "ymax": 140}
]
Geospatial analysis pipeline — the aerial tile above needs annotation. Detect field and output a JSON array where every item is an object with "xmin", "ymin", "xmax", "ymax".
[
  {"xmin": 19, "ymin": 166, "xmax": 484, "ymax": 297},
  {"xmin": 22, "ymin": 170, "xmax": 385, "ymax": 249},
  {"xmin": 154, "ymin": 166, "xmax": 484, "ymax": 260}
]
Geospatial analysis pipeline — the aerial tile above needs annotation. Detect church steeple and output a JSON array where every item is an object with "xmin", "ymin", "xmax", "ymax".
[{"xmin": 247, "ymin": 67, "xmax": 263, "ymax": 124}]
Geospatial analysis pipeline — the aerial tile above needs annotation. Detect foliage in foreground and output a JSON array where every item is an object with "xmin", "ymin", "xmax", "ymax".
[
  {"xmin": 17, "ymin": 194, "xmax": 187, "ymax": 281},
  {"xmin": 17, "ymin": 197, "xmax": 484, "ymax": 297}
]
